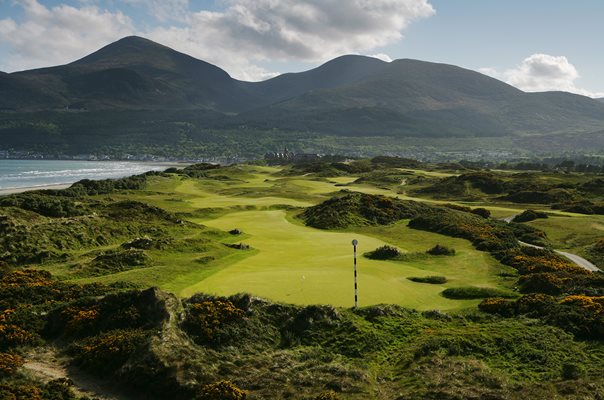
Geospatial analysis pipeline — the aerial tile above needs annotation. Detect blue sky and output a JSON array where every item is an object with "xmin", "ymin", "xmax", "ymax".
[{"xmin": 0, "ymin": 0, "xmax": 602, "ymax": 96}]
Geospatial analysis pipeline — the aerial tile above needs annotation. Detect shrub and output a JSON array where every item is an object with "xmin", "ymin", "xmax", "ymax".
[
  {"xmin": 471, "ymin": 208, "xmax": 491, "ymax": 219},
  {"xmin": 196, "ymin": 380, "xmax": 247, "ymax": 400},
  {"xmin": 302, "ymin": 192, "xmax": 432, "ymax": 229},
  {"xmin": 0, "ymin": 309, "xmax": 35, "ymax": 350},
  {"xmin": 61, "ymin": 306, "xmax": 100, "ymax": 335},
  {"xmin": 65, "ymin": 174, "xmax": 148, "ymax": 196},
  {"xmin": 184, "ymin": 300, "xmax": 245, "ymax": 343},
  {"xmin": 315, "ymin": 391, "xmax": 340, "ymax": 400},
  {"xmin": 408, "ymin": 276, "xmax": 447, "ymax": 284},
  {"xmin": 513, "ymin": 209, "xmax": 548, "ymax": 223},
  {"xmin": 88, "ymin": 249, "xmax": 150, "ymax": 275},
  {"xmin": 0, "ymin": 383, "xmax": 43, "ymax": 399},
  {"xmin": 41, "ymin": 378, "xmax": 79, "ymax": 400},
  {"xmin": 121, "ymin": 237, "xmax": 166, "ymax": 250},
  {"xmin": 0, "ymin": 352, "xmax": 23, "ymax": 376},
  {"xmin": 478, "ymin": 298, "xmax": 513, "ymax": 316},
  {"xmin": 518, "ymin": 273, "xmax": 569, "ymax": 295},
  {"xmin": 426, "ymin": 244, "xmax": 455, "ymax": 256},
  {"xmin": 562, "ymin": 363, "xmax": 586, "ymax": 380},
  {"xmin": 0, "ymin": 193, "xmax": 85, "ymax": 217},
  {"xmin": 504, "ymin": 189, "xmax": 577, "ymax": 204},
  {"xmin": 441, "ymin": 287, "xmax": 517, "ymax": 300},
  {"xmin": 365, "ymin": 245, "xmax": 402, "ymax": 260},
  {"xmin": 552, "ymin": 200, "xmax": 604, "ymax": 215},
  {"xmin": 224, "ymin": 243, "xmax": 250, "ymax": 250},
  {"xmin": 182, "ymin": 163, "xmax": 221, "ymax": 178},
  {"xmin": 70, "ymin": 328, "xmax": 148, "ymax": 374}
]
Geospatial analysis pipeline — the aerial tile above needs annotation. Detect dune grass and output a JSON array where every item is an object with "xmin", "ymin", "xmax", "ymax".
[{"xmin": 53, "ymin": 165, "xmax": 528, "ymax": 310}]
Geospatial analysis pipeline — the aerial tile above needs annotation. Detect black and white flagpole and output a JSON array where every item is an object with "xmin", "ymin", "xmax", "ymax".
[{"xmin": 352, "ymin": 239, "xmax": 358, "ymax": 308}]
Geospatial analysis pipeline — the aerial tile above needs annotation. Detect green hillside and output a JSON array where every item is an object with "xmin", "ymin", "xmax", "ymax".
[{"xmin": 1, "ymin": 36, "xmax": 604, "ymax": 155}]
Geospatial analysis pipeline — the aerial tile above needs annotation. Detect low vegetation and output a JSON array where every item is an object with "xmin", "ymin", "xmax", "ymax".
[
  {"xmin": 301, "ymin": 191, "xmax": 431, "ymax": 229},
  {"xmin": 1, "ymin": 161, "xmax": 603, "ymax": 399},
  {"xmin": 513, "ymin": 209, "xmax": 549, "ymax": 223},
  {"xmin": 442, "ymin": 286, "xmax": 518, "ymax": 299},
  {"xmin": 408, "ymin": 276, "xmax": 448, "ymax": 284}
]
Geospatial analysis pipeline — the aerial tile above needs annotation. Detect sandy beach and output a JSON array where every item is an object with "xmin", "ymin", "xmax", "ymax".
[{"xmin": 0, "ymin": 183, "xmax": 73, "ymax": 196}]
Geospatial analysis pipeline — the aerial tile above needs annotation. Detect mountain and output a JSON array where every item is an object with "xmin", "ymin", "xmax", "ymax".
[
  {"xmin": 5, "ymin": 36, "xmax": 258, "ymax": 112},
  {"xmin": 240, "ymin": 59, "xmax": 604, "ymax": 137},
  {"xmin": 598, "ymin": 98, "xmax": 604, "ymax": 103},
  {"xmin": 1, "ymin": 36, "xmax": 604, "ymax": 155}
]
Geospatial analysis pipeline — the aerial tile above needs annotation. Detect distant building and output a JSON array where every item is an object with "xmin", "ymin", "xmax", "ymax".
[
  {"xmin": 264, "ymin": 146, "xmax": 295, "ymax": 163},
  {"xmin": 264, "ymin": 146, "xmax": 321, "ymax": 164}
]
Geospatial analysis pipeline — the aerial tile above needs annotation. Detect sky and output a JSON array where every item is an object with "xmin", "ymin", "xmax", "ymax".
[{"xmin": 0, "ymin": 0, "xmax": 602, "ymax": 97}]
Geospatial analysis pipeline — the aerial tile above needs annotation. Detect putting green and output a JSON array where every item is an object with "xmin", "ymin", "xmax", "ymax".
[{"xmin": 181, "ymin": 210, "xmax": 487, "ymax": 310}]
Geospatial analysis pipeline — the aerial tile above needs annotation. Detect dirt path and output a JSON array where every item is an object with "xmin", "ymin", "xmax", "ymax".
[
  {"xmin": 503, "ymin": 214, "xmax": 602, "ymax": 272},
  {"xmin": 23, "ymin": 348, "xmax": 131, "ymax": 400}
]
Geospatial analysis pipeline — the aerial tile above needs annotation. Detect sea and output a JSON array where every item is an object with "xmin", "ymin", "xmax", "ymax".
[{"xmin": 0, "ymin": 160, "xmax": 173, "ymax": 191}]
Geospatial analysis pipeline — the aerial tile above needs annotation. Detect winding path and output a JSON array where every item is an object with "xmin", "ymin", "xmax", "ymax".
[{"xmin": 504, "ymin": 215, "xmax": 601, "ymax": 272}]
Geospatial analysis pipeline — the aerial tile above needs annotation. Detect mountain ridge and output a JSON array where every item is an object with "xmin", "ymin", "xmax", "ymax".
[{"xmin": 1, "ymin": 36, "xmax": 603, "ymax": 154}]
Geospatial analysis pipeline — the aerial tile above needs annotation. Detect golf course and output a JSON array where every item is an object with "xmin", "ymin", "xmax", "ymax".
[
  {"xmin": 26, "ymin": 161, "xmax": 601, "ymax": 312},
  {"xmin": 3, "ymin": 159, "xmax": 604, "ymax": 400},
  {"xmin": 43, "ymin": 163, "xmax": 523, "ymax": 311}
]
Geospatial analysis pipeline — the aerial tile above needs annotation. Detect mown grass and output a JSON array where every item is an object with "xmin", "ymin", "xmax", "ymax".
[
  {"xmin": 36, "ymin": 164, "xmax": 600, "ymax": 310},
  {"xmin": 180, "ymin": 209, "xmax": 514, "ymax": 310}
]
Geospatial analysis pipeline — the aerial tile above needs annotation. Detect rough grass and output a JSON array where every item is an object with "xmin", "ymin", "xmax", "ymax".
[{"xmin": 19, "ymin": 164, "xmax": 596, "ymax": 311}]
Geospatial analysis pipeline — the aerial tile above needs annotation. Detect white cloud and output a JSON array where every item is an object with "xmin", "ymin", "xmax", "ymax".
[
  {"xmin": 369, "ymin": 53, "xmax": 393, "ymax": 62},
  {"xmin": 0, "ymin": 0, "xmax": 434, "ymax": 80},
  {"xmin": 480, "ymin": 54, "xmax": 604, "ymax": 98},
  {"xmin": 122, "ymin": 0, "xmax": 191, "ymax": 22},
  {"xmin": 0, "ymin": 0, "xmax": 134, "ymax": 71},
  {"xmin": 147, "ymin": 0, "xmax": 433, "ymax": 80}
]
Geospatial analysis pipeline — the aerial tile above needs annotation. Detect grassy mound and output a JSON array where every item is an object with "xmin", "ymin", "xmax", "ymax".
[
  {"xmin": 417, "ymin": 171, "xmax": 507, "ymax": 199},
  {"xmin": 3, "ymin": 275, "xmax": 603, "ymax": 399},
  {"xmin": 301, "ymin": 192, "xmax": 432, "ymax": 229}
]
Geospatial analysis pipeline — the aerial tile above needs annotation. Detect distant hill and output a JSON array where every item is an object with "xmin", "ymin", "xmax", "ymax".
[
  {"xmin": 4, "ymin": 36, "xmax": 260, "ymax": 112},
  {"xmin": 1, "ymin": 36, "xmax": 604, "ymax": 154},
  {"xmin": 240, "ymin": 59, "xmax": 604, "ymax": 137}
]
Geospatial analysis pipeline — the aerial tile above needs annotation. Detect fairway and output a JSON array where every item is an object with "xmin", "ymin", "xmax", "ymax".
[
  {"xmin": 45, "ymin": 164, "xmax": 524, "ymax": 311},
  {"xmin": 182, "ymin": 209, "xmax": 494, "ymax": 310}
]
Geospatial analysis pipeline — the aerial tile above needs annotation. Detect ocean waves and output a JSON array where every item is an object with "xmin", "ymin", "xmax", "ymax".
[{"xmin": 0, "ymin": 160, "xmax": 168, "ymax": 190}]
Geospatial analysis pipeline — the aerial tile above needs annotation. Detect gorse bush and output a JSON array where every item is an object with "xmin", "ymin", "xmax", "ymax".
[
  {"xmin": 184, "ymin": 299, "xmax": 245, "ymax": 343},
  {"xmin": 314, "ymin": 391, "xmax": 340, "ymax": 400},
  {"xmin": 196, "ymin": 380, "xmax": 247, "ymax": 400},
  {"xmin": 0, "ymin": 352, "xmax": 23, "ymax": 376},
  {"xmin": 70, "ymin": 328, "xmax": 148, "ymax": 375},
  {"xmin": 479, "ymin": 294, "xmax": 604, "ymax": 339},
  {"xmin": 0, "ymin": 309, "xmax": 35, "ymax": 350}
]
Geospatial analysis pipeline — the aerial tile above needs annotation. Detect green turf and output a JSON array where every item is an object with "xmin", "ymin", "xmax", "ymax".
[
  {"xmin": 179, "ymin": 209, "xmax": 509, "ymax": 310},
  {"xmin": 50, "ymin": 165, "xmax": 556, "ymax": 310}
]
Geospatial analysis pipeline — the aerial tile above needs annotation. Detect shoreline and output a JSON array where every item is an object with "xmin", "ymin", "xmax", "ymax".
[
  {"xmin": 0, "ymin": 161, "xmax": 190, "ymax": 196},
  {"xmin": 0, "ymin": 183, "xmax": 72, "ymax": 196}
]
